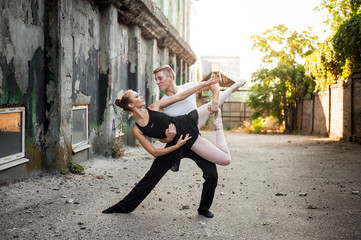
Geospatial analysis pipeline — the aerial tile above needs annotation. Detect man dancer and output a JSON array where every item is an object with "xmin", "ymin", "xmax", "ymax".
[
  {"xmin": 102, "ymin": 65, "xmax": 221, "ymax": 218},
  {"xmin": 153, "ymin": 65, "xmax": 220, "ymax": 218}
]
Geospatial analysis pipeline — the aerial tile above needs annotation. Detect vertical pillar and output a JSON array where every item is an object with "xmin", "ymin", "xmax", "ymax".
[
  {"xmin": 186, "ymin": 0, "xmax": 190, "ymax": 43},
  {"xmin": 179, "ymin": 58, "xmax": 183, "ymax": 84},
  {"xmin": 178, "ymin": 0, "xmax": 183, "ymax": 38},
  {"xmin": 161, "ymin": 47, "xmax": 169, "ymax": 66},
  {"xmin": 128, "ymin": 25, "xmax": 142, "ymax": 94},
  {"xmin": 163, "ymin": 0, "xmax": 169, "ymax": 19},
  {"xmin": 184, "ymin": 62, "xmax": 188, "ymax": 83},
  {"xmin": 176, "ymin": 57, "xmax": 181, "ymax": 85},
  {"xmin": 146, "ymin": 39, "xmax": 158, "ymax": 104},
  {"xmin": 172, "ymin": 0, "xmax": 177, "ymax": 27},
  {"xmin": 56, "ymin": 0, "xmax": 74, "ymax": 170},
  {"xmin": 122, "ymin": 25, "xmax": 142, "ymax": 147},
  {"xmin": 169, "ymin": 52, "xmax": 177, "ymax": 78},
  {"xmin": 97, "ymin": 4, "xmax": 118, "ymax": 156},
  {"xmin": 44, "ymin": 0, "xmax": 65, "ymax": 171}
]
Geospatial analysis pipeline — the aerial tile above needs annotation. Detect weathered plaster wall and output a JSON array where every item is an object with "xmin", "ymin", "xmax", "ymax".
[
  {"xmin": 0, "ymin": 0, "xmax": 197, "ymax": 184},
  {"xmin": 68, "ymin": 0, "xmax": 102, "ymax": 155},
  {"xmin": 0, "ymin": 0, "xmax": 47, "ymax": 181}
]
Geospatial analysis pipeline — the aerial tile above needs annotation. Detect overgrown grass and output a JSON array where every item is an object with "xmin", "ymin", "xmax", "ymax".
[{"xmin": 68, "ymin": 162, "xmax": 84, "ymax": 174}]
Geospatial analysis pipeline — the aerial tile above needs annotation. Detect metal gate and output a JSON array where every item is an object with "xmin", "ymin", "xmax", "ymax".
[{"xmin": 220, "ymin": 101, "xmax": 254, "ymax": 128}]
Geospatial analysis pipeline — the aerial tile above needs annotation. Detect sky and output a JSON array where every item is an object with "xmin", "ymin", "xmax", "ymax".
[{"xmin": 190, "ymin": 0, "xmax": 330, "ymax": 80}]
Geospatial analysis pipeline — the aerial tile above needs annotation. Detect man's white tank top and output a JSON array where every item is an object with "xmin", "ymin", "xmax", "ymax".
[{"xmin": 161, "ymin": 82, "xmax": 198, "ymax": 117}]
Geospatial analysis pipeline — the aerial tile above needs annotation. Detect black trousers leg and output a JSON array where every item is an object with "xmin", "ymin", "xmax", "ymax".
[
  {"xmin": 183, "ymin": 149, "xmax": 218, "ymax": 212},
  {"xmin": 106, "ymin": 153, "xmax": 177, "ymax": 213}
]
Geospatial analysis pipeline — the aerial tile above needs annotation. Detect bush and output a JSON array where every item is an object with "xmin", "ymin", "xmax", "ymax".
[
  {"xmin": 246, "ymin": 117, "xmax": 267, "ymax": 134},
  {"xmin": 68, "ymin": 162, "xmax": 84, "ymax": 174},
  {"xmin": 333, "ymin": 13, "xmax": 361, "ymax": 72}
]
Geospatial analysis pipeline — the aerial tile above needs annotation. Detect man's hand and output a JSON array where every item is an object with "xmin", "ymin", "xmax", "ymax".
[
  {"xmin": 165, "ymin": 123, "xmax": 176, "ymax": 140},
  {"xmin": 159, "ymin": 123, "xmax": 177, "ymax": 143},
  {"xmin": 208, "ymin": 100, "xmax": 219, "ymax": 114}
]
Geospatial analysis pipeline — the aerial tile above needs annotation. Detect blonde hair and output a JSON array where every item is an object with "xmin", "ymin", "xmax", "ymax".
[
  {"xmin": 115, "ymin": 90, "xmax": 133, "ymax": 112},
  {"xmin": 153, "ymin": 65, "xmax": 175, "ymax": 78}
]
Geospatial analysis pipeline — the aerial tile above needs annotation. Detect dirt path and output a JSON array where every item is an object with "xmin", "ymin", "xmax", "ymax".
[{"xmin": 1, "ymin": 132, "xmax": 361, "ymax": 239}]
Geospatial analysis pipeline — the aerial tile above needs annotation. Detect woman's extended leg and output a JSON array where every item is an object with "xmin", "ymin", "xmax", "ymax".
[
  {"xmin": 191, "ymin": 110, "xmax": 231, "ymax": 165},
  {"xmin": 192, "ymin": 80, "xmax": 245, "ymax": 165},
  {"xmin": 197, "ymin": 80, "xmax": 246, "ymax": 129},
  {"xmin": 190, "ymin": 134, "xmax": 231, "ymax": 166}
]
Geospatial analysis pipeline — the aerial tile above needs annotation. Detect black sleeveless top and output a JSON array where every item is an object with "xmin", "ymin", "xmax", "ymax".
[{"xmin": 135, "ymin": 108, "xmax": 199, "ymax": 149}]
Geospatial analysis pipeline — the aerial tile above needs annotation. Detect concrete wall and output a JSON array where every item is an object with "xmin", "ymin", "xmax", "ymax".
[
  {"xmin": 297, "ymin": 73, "xmax": 361, "ymax": 142},
  {"xmin": 351, "ymin": 73, "xmax": 361, "ymax": 137},
  {"xmin": 300, "ymin": 98, "xmax": 313, "ymax": 135},
  {"xmin": 313, "ymin": 93, "xmax": 329, "ymax": 136},
  {"xmin": 0, "ymin": 0, "xmax": 196, "ymax": 184},
  {"xmin": 0, "ymin": 0, "xmax": 47, "ymax": 181},
  {"xmin": 329, "ymin": 84, "xmax": 344, "ymax": 138}
]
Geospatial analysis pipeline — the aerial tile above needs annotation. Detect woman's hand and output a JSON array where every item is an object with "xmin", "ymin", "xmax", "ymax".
[{"xmin": 175, "ymin": 134, "xmax": 192, "ymax": 148}]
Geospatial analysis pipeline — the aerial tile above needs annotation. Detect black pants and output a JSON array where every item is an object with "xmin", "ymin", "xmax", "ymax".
[{"xmin": 110, "ymin": 149, "xmax": 218, "ymax": 213}]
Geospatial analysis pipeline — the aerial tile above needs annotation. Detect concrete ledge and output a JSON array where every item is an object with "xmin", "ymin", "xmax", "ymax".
[
  {"xmin": 72, "ymin": 144, "xmax": 92, "ymax": 154},
  {"xmin": 0, "ymin": 158, "xmax": 29, "ymax": 172}
]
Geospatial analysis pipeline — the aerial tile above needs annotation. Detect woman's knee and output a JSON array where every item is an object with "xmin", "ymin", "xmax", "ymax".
[{"xmin": 219, "ymin": 156, "xmax": 231, "ymax": 166}]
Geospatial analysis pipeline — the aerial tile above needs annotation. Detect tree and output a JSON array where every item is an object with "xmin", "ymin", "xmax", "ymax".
[
  {"xmin": 249, "ymin": 25, "xmax": 317, "ymax": 133},
  {"xmin": 305, "ymin": 0, "xmax": 361, "ymax": 92},
  {"xmin": 304, "ymin": 37, "xmax": 344, "ymax": 92},
  {"xmin": 333, "ymin": 13, "xmax": 361, "ymax": 72},
  {"xmin": 315, "ymin": 0, "xmax": 361, "ymax": 32}
]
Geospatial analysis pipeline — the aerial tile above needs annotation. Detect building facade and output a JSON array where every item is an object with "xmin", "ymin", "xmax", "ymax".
[{"xmin": 0, "ymin": 0, "xmax": 196, "ymax": 184}]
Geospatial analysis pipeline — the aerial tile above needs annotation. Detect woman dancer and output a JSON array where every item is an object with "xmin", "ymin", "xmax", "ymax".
[{"xmin": 115, "ymin": 78, "xmax": 246, "ymax": 165}]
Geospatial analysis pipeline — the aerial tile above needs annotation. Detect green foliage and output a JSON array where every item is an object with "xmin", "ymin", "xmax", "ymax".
[
  {"xmin": 305, "ymin": 0, "xmax": 361, "ymax": 92},
  {"xmin": 246, "ymin": 117, "xmax": 266, "ymax": 134},
  {"xmin": 68, "ymin": 162, "xmax": 84, "ymax": 174},
  {"xmin": 249, "ymin": 25, "xmax": 317, "ymax": 132},
  {"xmin": 333, "ymin": 13, "xmax": 361, "ymax": 72},
  {"xmin": 305, "ymin": 37, "xmax": 344, "ymax": 92},
  {"xmin": 251, "ymin": 24, "xmax": 318, "ymax": 65},
  {"xmin": 315, "ymin": 0, "xmax": 361, "ymax": 32}
]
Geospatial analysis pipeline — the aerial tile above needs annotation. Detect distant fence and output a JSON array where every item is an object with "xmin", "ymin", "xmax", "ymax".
[
  {"xmin": 220, "ymin": 102, "xmax": 254, "ymax": 128},
  {"xmin": 295, "ymin": 72, "xmax": 361, "ymax": 143}
]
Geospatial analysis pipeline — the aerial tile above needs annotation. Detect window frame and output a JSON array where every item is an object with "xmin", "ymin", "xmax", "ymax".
[
  {"xmin": 0, "ymin": 107, "xmax": 29, "ymax": 171},
  {"xmin": 71, "ymin": 105, "xmax": 91, "ymax": 153}
]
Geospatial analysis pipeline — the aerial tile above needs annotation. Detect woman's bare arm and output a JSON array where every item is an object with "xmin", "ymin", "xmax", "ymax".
[{"xmin": 133, "ymin": 126, "xmax": 191, "ymax": 157}]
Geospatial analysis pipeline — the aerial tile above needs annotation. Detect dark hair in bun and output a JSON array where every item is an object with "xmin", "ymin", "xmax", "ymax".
[{"xmin": 115, "ymin": 90, "xmax": 133, "ymax": 111}]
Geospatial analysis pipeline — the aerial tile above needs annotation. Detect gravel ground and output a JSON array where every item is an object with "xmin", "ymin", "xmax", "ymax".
[{"xmin": 1, "ymin": 132, "xmax": 361, "ymax": 240}]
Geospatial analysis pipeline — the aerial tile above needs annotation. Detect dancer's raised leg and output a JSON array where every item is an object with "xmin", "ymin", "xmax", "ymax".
[
  {"xmin": 191, "ymin": 109, "xmax": 231, "ymax": 165},
  {"xmin": 218, "ymin": 80, "xmax": 246, "ymax": 107},
  {"xmin": 197, "ymin": 80, "xmax": 246, "ymax": 129}
]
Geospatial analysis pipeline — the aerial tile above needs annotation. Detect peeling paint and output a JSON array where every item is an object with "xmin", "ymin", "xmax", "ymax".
[
  {"xmin": 1, "ymin": 0, "xmax": 194, "ymax": 183},
  {"xmin": 9, "ymin": 14, "xmax": 44, "ymax": 93}
]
